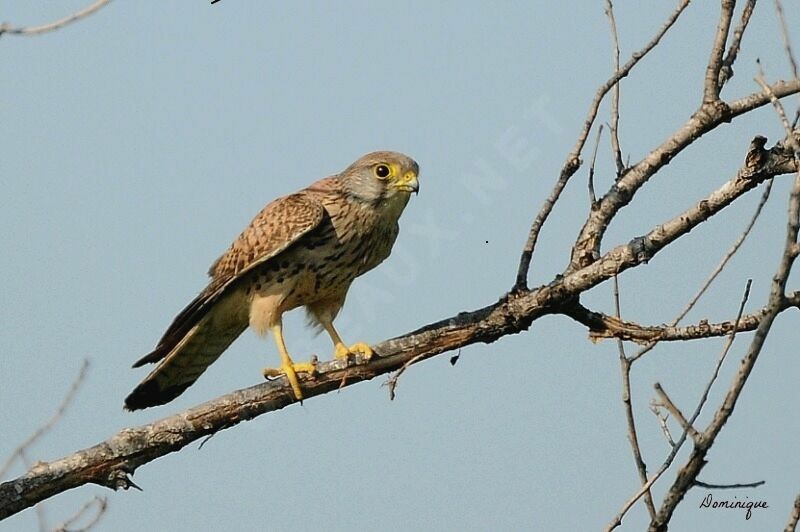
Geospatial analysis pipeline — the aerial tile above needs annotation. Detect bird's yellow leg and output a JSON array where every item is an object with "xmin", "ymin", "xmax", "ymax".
[
  {"xmin": 262, "ymin": 322, "xmax": 316, "ymax": 401},
  {"xmin": 319, "ymin": 318, "xmax": 374, "ymax": 361}
]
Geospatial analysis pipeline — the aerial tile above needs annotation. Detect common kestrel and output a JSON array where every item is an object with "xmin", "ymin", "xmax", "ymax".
[{"xmin": 124, "ymin": 151, "xmax": 419, "ymax": 410}]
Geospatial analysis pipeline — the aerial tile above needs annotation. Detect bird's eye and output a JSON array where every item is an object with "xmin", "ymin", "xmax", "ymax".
[{"xmin": 374, "ymin": 164, "xmax": 390, "ymax": 178}]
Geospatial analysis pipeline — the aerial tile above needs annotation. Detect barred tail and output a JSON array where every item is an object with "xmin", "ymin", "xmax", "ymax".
[{"xmin": 125, "ymin": 289, "xmax": 249, "ymax": 410}]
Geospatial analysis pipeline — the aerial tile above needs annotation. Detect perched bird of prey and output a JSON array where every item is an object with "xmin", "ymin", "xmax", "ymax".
[{"xmin": 124, "ymin": 151, "xmax": 419, "ymax": 410}]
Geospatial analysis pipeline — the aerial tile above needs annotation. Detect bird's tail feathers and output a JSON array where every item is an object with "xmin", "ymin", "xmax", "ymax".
[{"xmin": 125, "ymin": 288, "xmax": 249, "ymax": 410}]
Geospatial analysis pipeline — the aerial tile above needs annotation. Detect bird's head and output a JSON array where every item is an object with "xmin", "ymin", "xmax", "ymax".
[{"xmin": 340, "ymin": 151, "xmax": 420, "ymax": 206}]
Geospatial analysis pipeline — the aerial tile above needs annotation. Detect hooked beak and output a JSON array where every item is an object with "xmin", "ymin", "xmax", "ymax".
[{"xmin": 399, "ymin": 171, "xmax": 419, "ymax": 195}]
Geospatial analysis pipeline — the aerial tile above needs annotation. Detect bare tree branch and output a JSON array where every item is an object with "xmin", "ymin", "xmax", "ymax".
[
  {"xmin": 673, "ymin": 282, "xmax": 750, "ymax": 435},
  {"xmin": 613, "ymin": 276, "xmax": 657, "ymax": 519},
  {"xmin": 53, "ymin": 496, "xmax": 107, "ymax": 532},
  {"xmin": 774, "ymin": 0, "xmax": 799, "ymax": 82},
  {"xmin": 605, "ymin": 0, "xmax": 625, "ymax": 175},
  {"xmin": 383, "ymin": 352, "xmax": 427, "ymax": 401},
  {"xmin": 3, "ymin": 135, "xmax": 796, "ymax": 521},
  {"xmin": 758, "ymin": 74, "xmax": 796, "ymax": 137},
  {"xmin": 729, "ymin": 78, "xmax": 800, "ymax": 114},
  {"xmin": 649, "ymin": 117, "xmax": 800, "ymax": 532},
  {"xmin": 0, "ymin": 1, "xmax": 111, "ymax": 37},
  {"xmin": 566, "ymin": 178, "xmax": 776, "ymax": 346},
  {"xmin": 618, "ymin": 171, "xmax": 771, "ymax": 362},
  {"xmin": 4, "ymin": 4, "xmax": 799, "ymax": 530},
  {"xmin": 650, "ymin": 403, "xmax": 676, "ymax": 447},
  {"xmin": 694, "ymin": 479, "xmax": 765, "ymax": 489},
  {"xmin": 720, "ymin": 0, "xmax": 757, "ymax": 86},
  {"xmin": 568, "ymin": 303, "xmax": 762, "ymax": 344},
  {"xmin": 786, "ymin": 491, "xmax": 800, "ymax": 532},
  {"xmin": 0, "ymin": 361, "xmax": 89, "ymax": 480},
  {"xmin": 653, "ymin": 383, "xmax": 699, "ymax": 442},
  {"xmin": 588, "ymin": 125, "xmax": 603, "ymax": 206},
  {"xmin": 704, "ymin": 0, "xmax": 736, "ymax": 102},
  {"xmin": 606, "ymin": 280, "xmax": 752, "ymax": 531},
  {"xmin": 576, "ymin": 131, "xmax": 796, "ymax": 279},
  {"xmin": 18, "ymin": 449, "xmax": 47, "ymax": 532},
  {"xmin": 668, "ymin": 175, "xmax": 772, "ymax": 324},
  {"xmin": 573, "ymin": 78, "xmax": 800, "ymax": 269},
  {"xmin": 514, "ymin": 0, "xmax": 691, "ymax": 290}
]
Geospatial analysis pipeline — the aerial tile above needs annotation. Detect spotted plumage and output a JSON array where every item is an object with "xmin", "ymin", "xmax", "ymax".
[{"xmin": 125, "ymin": 151, "xmax": 419, "ymax": 409}]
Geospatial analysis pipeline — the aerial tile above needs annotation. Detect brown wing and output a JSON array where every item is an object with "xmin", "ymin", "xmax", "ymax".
[
  {"xmin": 124, "ymin": 192, "xmax": 325, "ymax": 410},
  {"xmin": 207, "ymin": 191, "xmax": 327, "ymax": 291}
]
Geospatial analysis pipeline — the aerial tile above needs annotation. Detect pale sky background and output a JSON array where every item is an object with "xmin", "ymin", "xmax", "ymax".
[{"xmin": 1, "ymin": 2, "xmax": 799, "ymax": 531}]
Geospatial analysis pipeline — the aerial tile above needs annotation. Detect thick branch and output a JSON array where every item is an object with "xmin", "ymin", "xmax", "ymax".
[
  {"xmin": 0, "ymin": 287, "xmax": 560, "ymax": 520},
  {"xmin": 572, "ymin": 79, "xmax": 800, "ymax": 269}
]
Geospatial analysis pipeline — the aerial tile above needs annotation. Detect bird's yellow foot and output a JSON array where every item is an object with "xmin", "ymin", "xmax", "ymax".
[
  {"xmin": 262, "ymin": 361, "xmax": 317, "ymax": 400},
  {"xmin": 334, "ymin": 342, "xmax": 374, "ymax": 361}
]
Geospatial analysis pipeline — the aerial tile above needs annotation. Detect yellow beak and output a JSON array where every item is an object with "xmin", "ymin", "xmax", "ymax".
[{"xmin": 398, "ymin": 171, "xmax": 419, "ymax": 194}]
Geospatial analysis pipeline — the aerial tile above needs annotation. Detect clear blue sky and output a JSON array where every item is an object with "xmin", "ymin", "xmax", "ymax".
[{"xmin": 1, "ymin": 2, "xmax": 798, "ymax": 531}]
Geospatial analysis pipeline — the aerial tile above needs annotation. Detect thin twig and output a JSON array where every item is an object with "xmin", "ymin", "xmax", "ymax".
[
  {"xmin": 197, "ymin": 434, "xmax": 215, "ymax": 450},
  {"xmin": 649, "ymin": 404, "xmax": 675, "ymax": 447},
  {"xmin": 514, "ymin": 0, "xmax": 691, "ymax": 290},
  {"xmin": 0, "ymin": 0, "xmax": 111, "ymax": 37},
  {"xmin": 569, "ymin": 0, "xmax": 690, "ymax": 161},
  {"xmin": 605, "ymin": 443, "xmax": 680, "ymax": 530},
  {"xmin": 650, "ymin": 129, "xmax": 800, "ymax": 531},
  {"xmin": 0, "ymin": 360, "xmax": 89, "ymax": 480},
  {"xmin": 383, "ymin": 353, "xmax": 428, "ymax": 401},
  {"xmin": 605, "ymin": 0, "xmax": 625, "ymax": 175},
  {"xmin": 705, "ymin": 0, "xmax": 736, "ymax": 101},
  {"xmin": 52, "ymin": 496, "xmax": 107, "ymax": 532},
  {"xmin": 613, "ymin": 275, "xmax": 657, "ymax": 519},
  {"xmin": 629, "ymin": 181, "xmax": 772, "ymax": 362},
  {"xmin": 774, "ymin": 0, "xmax": 799, "ymax": 82},
  {"xmin": 678, "ymin": 279, "xmax": 752, "ymax": 442},
  {"xmin": 666, "ymin": 182, "xmax": 770, "ymax": 327},
  {"xmin": 653, "ymin": 383, "xmax": 698, "ymax": 442},
  {"xmin": 606, "ymin": 280, "xmax": 751, "ymax": 531},
  {"xmin": 756, "ymin": 69, "xmax": 795, "ymax": 136},
  {"xmin": 588, "ymin": 125, "xmax": 604, "ymax": 206},
  {"xmin": 694, "ymin": 479, "xmax": 765, "ymax": 489},
  {"xmin": 571, "ymin": 56, "xmax": 800, "ymax": 268},
  {"xmin": 719, "ymin": 0, "xmax": 757, "ymax": 86}
]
